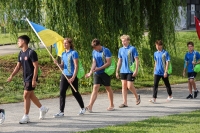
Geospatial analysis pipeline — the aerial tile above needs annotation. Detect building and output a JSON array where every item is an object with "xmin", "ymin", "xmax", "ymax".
[{"xmin": 187, "ymin": 0, "xmax": 200, "ymax": 29}]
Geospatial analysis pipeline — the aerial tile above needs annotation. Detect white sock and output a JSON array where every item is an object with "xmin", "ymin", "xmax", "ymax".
[{"xmin": 39, "ymin": 105, "xmax": 44, "ymax": 111}]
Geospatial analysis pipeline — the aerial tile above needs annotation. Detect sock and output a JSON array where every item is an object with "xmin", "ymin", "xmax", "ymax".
[{"xmin": 39, "ymin": 105, "xmax": 44, "ymax": 111}]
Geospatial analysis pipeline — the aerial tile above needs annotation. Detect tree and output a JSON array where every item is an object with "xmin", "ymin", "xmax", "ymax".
[{"xmin": 0, "ymin": 0, "xmax": 184, "ymax": 73}]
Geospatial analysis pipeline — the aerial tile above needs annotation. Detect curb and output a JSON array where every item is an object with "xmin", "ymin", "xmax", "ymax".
[{"xmin": 0, "ymin": 43, "xmax": 15, "ymax": 46}]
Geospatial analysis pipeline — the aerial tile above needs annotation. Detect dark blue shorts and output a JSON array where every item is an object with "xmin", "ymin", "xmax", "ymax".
[
  {"xmin": 93, "ymin": 73, "xmax": 110, "ymax": 86},
  {"xmin": 24, "ymin": 82, "xmax": 35, "ymax": 91},
  {"xmin": 188, "ymin": 72, "xmax": 197, "ymax": 80},
  {"xmin": 120, "ymin": 73, "xmax": 135, "ymax": 81}
]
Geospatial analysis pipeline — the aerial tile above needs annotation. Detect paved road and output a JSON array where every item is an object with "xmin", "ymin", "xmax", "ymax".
[
  {"xmin": 0, "ymin": 44, "xmax": 45, "ymax": 56},
  {"xmin": 0, "ymin": 81, "xmax": 200, "ymax": 133}
]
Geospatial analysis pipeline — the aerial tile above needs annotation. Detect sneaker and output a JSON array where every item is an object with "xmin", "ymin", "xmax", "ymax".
[
  {"xmin": 194, "ymin": 90, "xmax": 199, "ymax": 98},
  {"xmin": 186, "ymin": 94, "xmax": 193, "ymax": 99},
  {"xmin": 167, "ymin": 96, "xmax": 173, "ymax": 101},
  {"xmin": 149, "ymin": 99, "xmax": 156, "ymax": 103},
  {"xmin": 78, "ymin": 108, "xmax": 86, "ymax": 115},
  {"xmin": 19, "ymin": 115, "xmax": 30, "ymax": 124},
  {"xmin": 136, "ymin": 94, "xmax": 141, "ymax": 105},
  {"xmin": 0, "ymin": 109, "xmax": 5, "ymax": 124},
  {"xmin": 53, "ymin": 112, "xmax": 64, "ymax": 118},
  {"xmin": 39, "ymin": 106, "xmax": 49, "ymax": 120}
]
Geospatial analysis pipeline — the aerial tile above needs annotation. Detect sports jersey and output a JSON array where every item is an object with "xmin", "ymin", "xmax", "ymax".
[
  {"xmin": 62, "ymin": 49, "xmax": 78, "ymax": 76},
  {"xmin": 118, "ymin": 45, "xmax": 138, "ymax": 73},
  {"xmin": 92, "ymin": 46, "xmax": 112, "ymax": 74},
  {"xmin": 184, "ymin": 50, "xmax": 200, "ymax": 72},
  {"xmin": 18, "ymin": 48, "xmax": 38, "ymax": 82},
  {"xmin": 154, "ymin": 49, "xmax": 170, "ymax": 75}
]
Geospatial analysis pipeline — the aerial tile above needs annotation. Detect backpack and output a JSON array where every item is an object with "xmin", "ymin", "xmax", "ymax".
[
  {"xmin": 77, "ymin": 59, "xmax": 85, "ymax": 79},
  {"xmin": 67, "ymin": 51, "xmax": 85, "ymax": 79},
  {"xmin": 162, "ymin": 51, "xmax": 172, "ymax": 74},
  {"xmin": 102, "ymin": 51, "xmax": 116, "ymax": 76},
  {"xmin": 129, "ymin": 46, "xmax": 139, "ymax": 72}
]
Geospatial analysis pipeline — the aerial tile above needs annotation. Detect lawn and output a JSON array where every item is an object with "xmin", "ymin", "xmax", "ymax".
[
  {"xmin": 78, "ymin": 110, "xmax": 200, "ymax": 133},
  {"xmin": 0, "ymin": 31, "xmax": 27, "ymax": 45}
]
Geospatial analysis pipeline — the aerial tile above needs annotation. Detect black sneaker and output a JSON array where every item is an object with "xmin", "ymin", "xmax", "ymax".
[
  {"xmin": 194, "ymin": 90, "xmax": 199, "ymax": 98},
  {"xmin": 186, "ymin": 94, "xmax": 193, "ymax": 99}
]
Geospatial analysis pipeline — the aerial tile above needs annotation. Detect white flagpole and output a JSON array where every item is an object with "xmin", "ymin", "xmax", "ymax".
[{"xmin": 26, "ymin": 18, "xmax": 77, "ymax": 92}]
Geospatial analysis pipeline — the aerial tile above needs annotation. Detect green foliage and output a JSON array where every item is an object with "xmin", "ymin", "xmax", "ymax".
[{"xmin": 0, "ymin": 0, "xmax": 185, "ymax": 71}]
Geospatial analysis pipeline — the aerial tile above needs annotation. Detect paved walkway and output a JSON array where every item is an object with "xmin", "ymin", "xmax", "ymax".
[
  {"xmin": 1, "ymin": 81, "xmax": 200, "ymax": 133},
  {"xmin": 0, "ymin": 43, "xmax": 44, "ymax": 56}
]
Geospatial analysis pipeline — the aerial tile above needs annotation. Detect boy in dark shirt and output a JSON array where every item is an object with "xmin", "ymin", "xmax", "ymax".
[{"xmin": 7, "ymin": 35, "xmax": 48, "ymax": 124}]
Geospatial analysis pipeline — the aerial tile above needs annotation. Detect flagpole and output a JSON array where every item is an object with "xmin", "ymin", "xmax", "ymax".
[{"xmin": 26, "ymin": 18, "xmax": 77, "ymax": 92}]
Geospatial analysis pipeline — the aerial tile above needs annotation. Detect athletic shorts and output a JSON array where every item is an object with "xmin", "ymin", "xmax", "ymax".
[
  {"xmin": 93, "ymin": 73, "xmax": 110, "ymax": 86},
  {"xmin": 24, "ymin": 82, "xmax": 35, "ymax": 91},
  {"xmin": 120, "ymin": 73, "xmax": 135, "ymax": 81},
  {"xmin": 188, "ymin": 72, "xmax": 197, "ymax": 80}
]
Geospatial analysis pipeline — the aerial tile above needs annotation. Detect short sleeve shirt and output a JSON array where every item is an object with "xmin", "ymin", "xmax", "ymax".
[
  {"xmin": 184, "ymin": 50, "xmax": 200, "ymax": 72},
  {"xmin": 62, "ymin": 49, "xmax": 78, "ymax": 76},
  {"xmin": 118, "ymin": 45, "xmax": 138, "ymax": 73},
  {"xmin": 154, "ymin": 49, "xmax": 170, "ymax": 75},
  {"xmin": 18, "ymin": 48, "xmax": 38, "ymax": 82},
  {"xmin": 92, "ymin": 46, "xmax": 112, "ymax": 74}
]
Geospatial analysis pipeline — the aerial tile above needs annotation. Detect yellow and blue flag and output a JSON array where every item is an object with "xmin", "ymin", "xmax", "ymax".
[{"xmin": 29, "ymin": 21, "xmax": 65, "ymax": 57}]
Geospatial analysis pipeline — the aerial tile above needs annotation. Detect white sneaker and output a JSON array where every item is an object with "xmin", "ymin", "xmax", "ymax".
[
  {"xmin": 78, "ymin": 108, "xmax": 86, "ymax": 115},
  {"xmin": 39, "ymin": 106, "xmax": 49, "ymax": 120},
  {"xmin": 149, "ymin": 99, "xmax": 156, "ymax": 103},
  {"xmin": 167, "ymin": 97, "xmax": 173, "ymax": 101},
  {"xmin": 0, "ymin": 110, "xmax": 5, "ymax": 124},
  {"xmin": 53, "ymin": 112, "xmax": 64, "ymax": 118},
  {"xmin": 19, "ymin": 115, "xmax": 30, "ymax": 124}
]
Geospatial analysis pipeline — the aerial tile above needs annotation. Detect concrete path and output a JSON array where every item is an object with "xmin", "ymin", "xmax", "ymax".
[
  {"xmin": 0, "ymin": 44, "xmax": 20, "ymax": 56},
  {"xmin": 0, "ymin": 43, "xmax": 45, "ymax": 56},
  {"xmin": 1, "ymin": 81, "xmax": 200, "ymax": 133}
]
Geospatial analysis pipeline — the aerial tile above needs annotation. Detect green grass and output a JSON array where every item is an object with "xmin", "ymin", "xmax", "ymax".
[
  {"xmin": 0, "ymin": 31, "xmax": 27, "ymax": 44},
  {"xmin": 79, "ymin": 110, "xmax": 200, "ymax": 133},
  {"xmin": 0, "ymin": 31, "xmax": 200, "ymax": 103}
]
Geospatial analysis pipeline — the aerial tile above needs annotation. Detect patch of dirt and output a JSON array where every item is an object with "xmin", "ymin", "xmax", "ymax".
[{"xmin": 0, "ymin": 59, "xmax": 58, "ymax": 76}]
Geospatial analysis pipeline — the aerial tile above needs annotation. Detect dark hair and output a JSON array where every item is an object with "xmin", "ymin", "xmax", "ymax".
[
  {"xmin": 91, "ymin": 38, "xmax": 100, "ymax": 46},
  {"xmin": 155, "ymin": 40, "xmax": 163, "ymax": 46},
  {"xmin": 18, "ymin": 35, "xmax": 30, "ymax": 45},
  {"xmin": 64, "ymin": 38, "xmax": 74, "ymax": 50},
  {"xmin": 187, "ymin": 41, "xmax": 194, "ymax": 46}
]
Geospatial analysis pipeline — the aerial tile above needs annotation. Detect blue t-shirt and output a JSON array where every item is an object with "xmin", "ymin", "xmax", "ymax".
[
  {"xmin": 92, "ymin": 46, "xmax": 112, "ymax": 74},
  {"xmin": 154, "ymin": 49, "xmax": 170, "ymax": 75},
  {"xmin": 184, "ymin": 50, "xmax": 200, "ymax": 72},
  {"xmin": 61, "ymin": 49, "xmax": 78, "ymax": 76},
  {"xmin": 118, "ymin": 45, "xmax": 138, "ymax": 73}
]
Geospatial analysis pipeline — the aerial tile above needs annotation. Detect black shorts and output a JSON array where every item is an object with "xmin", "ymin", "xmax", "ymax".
[
  {"xmin": 24, "ymin": 82, "xmax": 35, "ymax": 91},
  {"xmin": 188, "ymin": 72, "xmax": 197, "ymax": 80},
  {"xmin": 120, "ymin": 73, "xmax": 135, "ymax": 81},
  {"xmin": 93, "ymin": 73, "xmax": 110, "ymax": 86}
]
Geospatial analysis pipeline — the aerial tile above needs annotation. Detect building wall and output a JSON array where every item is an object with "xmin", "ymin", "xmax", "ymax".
[{"xmin": 187, "ymin": 0, "xmax": 200, "ymax": 29}]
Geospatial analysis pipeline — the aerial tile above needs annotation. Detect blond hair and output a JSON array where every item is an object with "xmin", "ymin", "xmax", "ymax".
[{"xmin": 120, "ymin": 35, "xmax": 130, "ymax": 41}]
